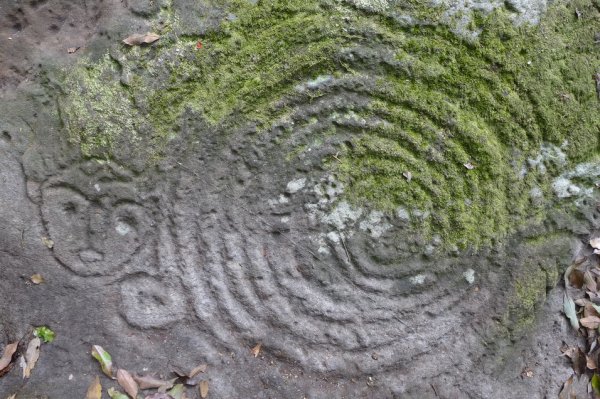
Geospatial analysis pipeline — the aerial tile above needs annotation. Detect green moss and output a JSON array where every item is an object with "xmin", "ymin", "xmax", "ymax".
[
  {"xmin": 60, "ymin": 0, "xmax": 600, "ymax": 249},
  {"xmin": 505, "ymin": 265, "xmax": 549, "ymax": 339},
  {"xmin": 60, "ymin": 54, "xmax": 139, "ymax": 157},
  {"xmin": 334, "ymin": 1, "xmax": 600, "ymax": 248}
]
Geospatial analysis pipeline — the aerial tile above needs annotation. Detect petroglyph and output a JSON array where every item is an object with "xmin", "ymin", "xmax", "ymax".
[
  {"xmin": 37, "ymin": 161, "xmax": 156, "ymax": 278},
  {"xmin": 4, "ymin": 0, "xmax": 600, "ymax": 397}
]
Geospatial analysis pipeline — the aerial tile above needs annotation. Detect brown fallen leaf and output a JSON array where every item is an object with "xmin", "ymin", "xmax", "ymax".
[
  {"xmin": 67, "ymin": 46, "xmax": 80, "ymax": 54},
  {"xmin": 188, "ymin": 364, "xmax": 207, "ymax": 378},
  {"xmin": 145, "ymin": 394, "xmax": 175, "ymax": 399},
  {"xmin": 6, "ymin": 394, "xmax": 16, "ymax": 399},
  {"xmin": 591, "ymin": 237, "xmax": 600, "ymax": 250},
  {"xmin": 585, "ymin": 270, "xmax": 598, "ymax": 292},
  {"xmin": 569, "ymin": 268, "xmax": 585, "ymax": 289},
  {"xmin": 520, "ymin": 367, "xmax": 534, "ymax": 378},
  {"xmin": 562, "ymin": 345, "xmax": 587, "ymax": 377},
  {"xmin": 30, "ymin": 274, "xmax": 44, "ymax": 284},
  {"xmin": 585, "ymin": 301, "xmax": 600, "ymax": 318},
  {"xmin": 561, "ymin": 342, "xmax": 578, "ymax": 359},
  {"xmin": 589, "ymin": 354, "xmax": 598, "ymax": 370},
  {"xmin": 250, "ymin": 343, "xmax": 262, "ymax": 358},
  {"xmin": 122, "ymin": 32, "xmax": 160, "ymax": 46},
  {"xmin": 41, "ymin": 236, "xmax": 54, "ymax": 249},
  {"xmin": 85, "ymin": 376, "xmax": 102, "ymax": 399},
  {"xmin": 581, "ymin": 316, "xmax": 600, "ymax": 329},
  {"xmin": 117, "ymin": 369, "xmax": 138, "ymax": 399},
  {"xmin": 558, "ymin": 375, "xmax": 574, "ymax": 399},
  {"xmin": 199, "ymin": 380, "xmax": 209, "ymax": 398},
  {"xmin": 22, "ymin": 337, "xmax": 41, "ymax": 378},
  {"xmin": 134, "ymin": 374, "xmax": 174, "ymax": 389},
  {"xmin": 0, "ymin": 342, "xmax": 19, "ymax": 372}
]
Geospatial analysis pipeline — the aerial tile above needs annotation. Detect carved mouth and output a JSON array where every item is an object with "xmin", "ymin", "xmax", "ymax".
[{"xmin": 79, "ymin": 249, "xmax": 104, "ymax": 263}]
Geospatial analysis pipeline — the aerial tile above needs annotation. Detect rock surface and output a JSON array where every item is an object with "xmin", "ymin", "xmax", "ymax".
[{"xmin": 0, "ymin": 0, "xmax": 599, "ymax": 397}]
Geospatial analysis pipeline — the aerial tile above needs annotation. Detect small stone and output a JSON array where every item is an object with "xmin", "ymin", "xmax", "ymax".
[{"xmin": 371, "ymin": 353, "xmax": 378, "ymax": 360}]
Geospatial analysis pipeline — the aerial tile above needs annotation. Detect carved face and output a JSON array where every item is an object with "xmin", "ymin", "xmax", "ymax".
[{"xmin": 40, "ymin": 165, "xmax": 152, "ymax": 276}]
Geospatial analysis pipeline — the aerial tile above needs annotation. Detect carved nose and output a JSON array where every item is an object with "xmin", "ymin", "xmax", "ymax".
[{"xmin": 79, "ymin": 249, "xmax": 104, "ymax": 262}]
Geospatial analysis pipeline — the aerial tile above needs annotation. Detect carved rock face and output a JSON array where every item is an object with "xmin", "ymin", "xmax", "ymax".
[{"xmin": 40, "ymin": 163, "xmax": 152, "ymax": 277}]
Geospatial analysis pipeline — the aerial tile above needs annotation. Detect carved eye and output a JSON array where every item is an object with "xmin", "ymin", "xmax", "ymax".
[
  {"xmin": 115, "ymin": 216, "xmax": 136, "ymax": 236},
  {"xmin": 62, "ymin": 202, "xmax": 77, "ymax": 213},
  {"xmin": 112, "ymin": 203, "xmax": 145, "ymax": 237}
]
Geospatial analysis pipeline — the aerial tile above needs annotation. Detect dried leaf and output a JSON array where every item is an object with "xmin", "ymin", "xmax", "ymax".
[
  {"xmin": 591, "ymin": 237, "xmax": 600, "ymax": 250},
  {"xmin": 569, "ymin": 269, "xmax": 585, "ymax": 289},
  {"xmin": 134, "ymin": 374, "xmax": 176, "ymax": 391},
  {"xmin": 91, "ymin": 345, "xmax": 113, "ymax": 378},
  {"xmin": 560, "ymin": 343, "xmax": 578, "ymax": 359},
  {"xmin": 30, "ymin": 274, "xmax": 44, "ymax": 284},
  {"xmin": 108, "ymin": 387, "xmax": 130, "ymax": 399},
  {"xmin": 0, "ymin": 342, "xmax": 18, "ymax": 371},
  {"xmin": 520, "ymin": 367, "xmax": 533, "ymax": 378},
  {"xmin": 590, "ymin": 302, "xmax": 600, "ymax": 316},
  {"xmin": 41, "ymin": 236, "xmax": 54, "ymax": 249},
  {"xmin": 588, "ymin": 354, "xmax": 598, "ymax": 370},
  {"xmin": 585, "ymin": 270, "xmax": 598, "ymax": 292},
  {"xmin": 22, "ymin": 338, "xmax": 41, "ymax": 378},
  {"xmin": 574, "ymin": 348, "xmax": 587, "ymax": 376},
  {"xmin": 6, "ymin": 394, "xmax": 16, "ymax": 399},
  {"xmin": 188, "ymin": 364, "xmax": 207, "ymax": 378},
  {"xmin": 85, "ymin": 376, "xmax": 102, "ymax": 399},
  {"xmin": 575, "ymin": 298, "xmax": 589, "ymax": 306},
  {"xmin": 122, "ymin": 33, "xmax": 160, "ymax": 46},
  {"xmin": 558, "ymin": 375, "xmax": 574, "ymax": 399},
  {"xmin": 564, "ymin": 293, "xmax": 580, "ymax": 330},
  {"xmin": 581, "ymin": 316, "xmax": 600, "ymax": 329},
  {"xmin": 67, "ymin": 47, "xmax": 80, "ymax": 54},
  {"xmin": 463, "ymin": 162, "xmax": 475, "ymax": 170},
  {"xmin": 168, "ymin": 384, "xmax": 186, "ymax": 399},
  {"xmin": 402, "ymin": 171, "xmax": 412, "ymax": 182},
  {"xmin": 117, "ymin": 369, "xmax": 138, "ymax": 399},
  {"xmin": 158, "ymin": 378, "xmax": 178, "ymax": 393},
  {"xmin": 250, "ymin": 343, "xmax": 262, "ymax": 358},
  {"xmin": 199, "ymin": 380, "xmax": 209, "ymax": 398}
]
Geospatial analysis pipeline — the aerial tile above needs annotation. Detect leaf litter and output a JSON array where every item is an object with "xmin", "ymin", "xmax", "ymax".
[
  {"xmin": 21, "ymin": 337, "xmax": 41, "ymax": 378},
  {"xmin": 85, "ymin": 376, "xmax": 102, "ymax": 399},
  {"xmin": 117, "ymin": 368, "xmax": 139, "ymax": 398},
  {"xmin": 561, "ymin": 247, "xmax": 600, "ymax": 395},
  {"xmin": 122, "ymin": 33, "xmax": 160, "ymax": 46},
  {"xmin": 87, "ymin": 343, "xmax": 215, "ymax": 398},
  {"xmin": 0, "ymin": 342, "xmax": 18, "ymax": 374}
]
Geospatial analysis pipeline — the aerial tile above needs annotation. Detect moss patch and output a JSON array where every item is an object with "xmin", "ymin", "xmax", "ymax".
[{"xmin": 59, "ymin": 0, "xmax": 600, "ymax": 249}]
